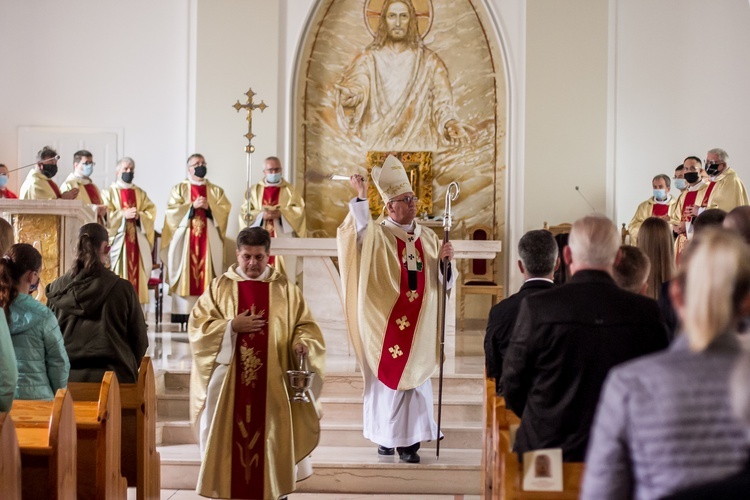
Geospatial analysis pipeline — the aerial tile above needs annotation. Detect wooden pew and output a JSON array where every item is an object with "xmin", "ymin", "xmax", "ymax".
[
  {"xmin": 0, "ymin": 412, "xmax": 22, "ymax": 500},
  {"xmin": 482, "ymin": 377, "xmax": 498, "ymax": 499},
  {"xmin": 68, "ymin": 372, "xmax": 128, "ymax": 499},
  {"xmin": 68, "ymin": 357, "xmax": 161, "ymax": 500},
  {"xmin": 11, "ymin": 388, "xmax": 77, "ymax": 499}
]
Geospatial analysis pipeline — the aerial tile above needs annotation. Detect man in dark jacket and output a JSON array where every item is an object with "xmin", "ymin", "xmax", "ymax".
[
  {"xmin": 484, "ymin": 229, "xmax": 558, "ymax": 394},
  {"xmin": 503, "ymin": 215, "xmax": 668, "ymax": 462}
]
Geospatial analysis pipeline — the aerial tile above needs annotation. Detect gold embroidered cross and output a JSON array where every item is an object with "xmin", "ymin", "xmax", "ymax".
[
  {"xmin": 406, "ymin": 290, "xmax": 419, "ymax": 302},
  {"xmin": 389, "ymin": 345, "xmax": 403, "ymax": 358},
  {"xmin": 396, "ymin": 316, "xmax": 410, "ymax": 330}
]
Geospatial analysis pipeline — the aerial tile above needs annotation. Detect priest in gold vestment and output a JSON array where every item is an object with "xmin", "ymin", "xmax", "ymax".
[
  {"xmin": 101, "ymin": 157, "xmax": 156, "ymax": 307},
  {"xmin": 239, "ymin": 157, "xmax": 306, "ymax": 275},
  {"xmin": 19, "ymin": 145, "xmax": 79, "ymax": 200},
  {"xmin": 189, "ymin": 227, "xmax": 324, "ymax": 500},
  {"xmin": 60, "ymin": 149, "xmax": 108, "ymax": 224},
  {"xmin": 162, "ymin": 154, "xmax": 231, "ymax": 327},
  {"xmin": 697, "ymin": 148, "xmax": 749, "ymax": 212},
  {"xmin": 337, "ymin": 155, "xmax": 454, "ymax": 464}
]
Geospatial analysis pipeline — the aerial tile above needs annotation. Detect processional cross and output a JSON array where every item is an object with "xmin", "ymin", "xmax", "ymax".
[{"xmin": 233, "ymin": 87, "xmax": 268, "ymax": 226}]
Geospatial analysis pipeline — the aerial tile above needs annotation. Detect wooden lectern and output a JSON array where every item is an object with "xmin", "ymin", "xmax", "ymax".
[{"xmin": 0, "ymin": 200, "xmax": 96, "ymax": 288}]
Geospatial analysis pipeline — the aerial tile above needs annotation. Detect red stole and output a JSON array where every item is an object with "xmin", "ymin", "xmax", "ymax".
[
  {"xmin": 651, "ymin": 203, "xmax": 669, "ymax": 217},
  {"xmin": 701, "ymin": 182, "xmax": 717, "ymax": 207},
  {"xmin": 262, "ymin": 186, "xmax": 281, "ymax": 265},
  {"xmin": 189, "ymin": 184, "xmax": 209, "ymax": 296},
  {"xmin": 231, "ymin": 280, "xmax": 270, "ymax": 499},
  {"xmin": 120, "ymin": 189, "xmax": 140, "ymax": 292},
  {"xmin": 377, "ymin": 237, "xmax": 426, "ymax": 390},
  {"xmin": 83, "ymin": 183, "xmax": 102, "ymax": 205},
  {"xmin": 0, "ymin": 189, "xmax": 17, "ymax": 199},
  {"xmin": 48, "ymin": 180, "xmax": 62, "ymax": 199},
  {"xmin": 681, "ymin": 190, "xmax": 700, "ymax": 221}
]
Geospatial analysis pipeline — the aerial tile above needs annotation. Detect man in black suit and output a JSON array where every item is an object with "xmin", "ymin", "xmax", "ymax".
[
  {"xmin": 484, "ymin": 229, "xmax": 558, "ymax": 394},
  {"xmin": 503, "ymin": 215, "xmax": 668, "ymax": 462}
]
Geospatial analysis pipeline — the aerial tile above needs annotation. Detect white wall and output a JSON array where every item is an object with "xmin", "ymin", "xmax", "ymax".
[{"xmin": 0, "ymin": 0, "xmax": 190, "ymax": 221}]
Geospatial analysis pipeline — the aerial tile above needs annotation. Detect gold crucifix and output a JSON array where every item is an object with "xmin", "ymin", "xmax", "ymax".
[{"xmin": 233, "ymin": 88, "xmax": 268, "ymax": 153}]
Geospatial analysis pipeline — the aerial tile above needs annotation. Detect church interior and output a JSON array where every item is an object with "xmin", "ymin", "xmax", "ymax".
[{"xmin": 1, "ymin": 0, "xmax": 749, "ymax": 499}]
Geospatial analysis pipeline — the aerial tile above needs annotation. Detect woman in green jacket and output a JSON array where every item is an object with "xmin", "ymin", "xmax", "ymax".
[{"xmin": 2, "ymin": 243, "xmax": 69, "ymax": 400}]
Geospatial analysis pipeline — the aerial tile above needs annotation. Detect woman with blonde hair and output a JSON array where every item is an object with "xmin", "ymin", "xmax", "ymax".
[
  {"xmin": 582, "ymin": 228, "xmax": 750, "ymax": 500},
  {"xmin": 637, "ymin": 216, "xmax": 674, "ymax": 300}
]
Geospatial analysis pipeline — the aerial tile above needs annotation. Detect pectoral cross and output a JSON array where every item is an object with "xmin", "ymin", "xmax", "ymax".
[{"xmin": 233, "ymin": 88, "xmax": 268, "ymax": 153}]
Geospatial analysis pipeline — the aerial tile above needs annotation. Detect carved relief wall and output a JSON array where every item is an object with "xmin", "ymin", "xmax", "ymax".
[{"xmin": 295, "ymin": 0, "xmax": 507, "ymax": 270}]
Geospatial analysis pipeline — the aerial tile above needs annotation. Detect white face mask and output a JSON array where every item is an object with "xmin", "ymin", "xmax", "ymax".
[
  {"xmin": 0, "ymin": 174, "xmax": 8, "ymax": 188},
  {"xmin": 266, "ymin": 172, "xmax": 282, "ymax": 183},
  {"xmin": 80, "ymin": 162, "xmax": 94, "ymax": 177}
]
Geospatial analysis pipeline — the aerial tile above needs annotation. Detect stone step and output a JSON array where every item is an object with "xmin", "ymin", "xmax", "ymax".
[
  {"xmin": 157, "ymin": 418, "xmax": 481, "ymax": 449},
  {"xmin": 159, "ymin": 444, "xmax": 481, "ymax": 495}
]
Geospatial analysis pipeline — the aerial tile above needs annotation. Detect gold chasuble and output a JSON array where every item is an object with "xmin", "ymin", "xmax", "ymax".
[
  {"xmin": 102, "ymin": 183, "xmax": 156, "ymax": 304},
  {"xmin": 19, "ymin": 169, "xmax": 63, "ymax": 200},
  {"xmin": 338, "ymin": 214, "xmax": 442, "ymax": 391},
  {"xmin": 161, "ymin": 180, "xmax": 231, "ymax": 298},
  {"xmin": 189, "ymin": 265, "xmax": 324, "ymax": 500},
  {"xmin": 61, "ymin": 173, "xmax": 105, "ymax": 223},
  {"xmin": 701, "ymin": 167, "xmax": 749, "ymax": 212},
  {"xmin": 239, "ymin": 180, "xmax": 307, "ymax": 236}
]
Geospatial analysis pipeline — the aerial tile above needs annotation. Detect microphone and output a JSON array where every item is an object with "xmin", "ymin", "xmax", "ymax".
[
  {"xmin": 7, "ymin": 155, "xmax": 60, "ymax": 174},
  {"xmin": 575, "ymin": 186, "xmax": 597, "ymax": 212}
]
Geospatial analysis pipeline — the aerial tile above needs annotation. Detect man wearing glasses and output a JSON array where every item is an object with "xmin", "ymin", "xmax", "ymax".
[
  {"xmin": 161, "ymin": 154, "xmax": 231, "ymax": 329},
  {"xmin": 61, "ymin": 150, "xmax": 108, "ymax": 224},
  {"xmin": 682, "ymin": 148, "xmax": 748, "ymax": 216},
  {"xmin": 338, "ymin": 154, "xmax": 454, "ymax": 464}
]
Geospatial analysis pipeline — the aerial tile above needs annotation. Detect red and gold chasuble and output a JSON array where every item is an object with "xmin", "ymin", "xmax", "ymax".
[
  {"xmin": 120, "ymin": 188, "xmax": 140, "ymax": 293},
  {"xmin": 700, "ymin": 182, "xmax": 717, "ymax": 207},
  {"xmin": 377, "ymin": 237, "xmax": 426, "ymax": 390},
  {"xmin": 652, "ymin": 203, "xmax": 669, "ymax": 217},
  {"xmin": 83, "ymin": 183, "xmax": 102, "ymax": 205},
  {"xmin": 232, "ymin": 280, "xmax": 270, "ymax": 499},
  {"xmin": 262, "ymin": 186, "xmax": 281, "ymax": 266},
  {"xmin": 189, "ymin": 184, "xmax": 209, "ymax": 296},
  {"xmin": 48, "ymin": 180, "xmax": 62, "ymax": 199},
  {"xmin": 681, "ymin": 190, "xmax": 700, "ymax": 221}
]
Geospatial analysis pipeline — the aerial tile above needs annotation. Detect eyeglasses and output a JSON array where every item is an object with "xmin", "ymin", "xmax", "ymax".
[
  {"xmin": 390, "ymin": 196, "xmax": 418, "ymax": 204},
  {"xmin": 81, "ymin": 162, "xmax": 96, "ymax": 167}
]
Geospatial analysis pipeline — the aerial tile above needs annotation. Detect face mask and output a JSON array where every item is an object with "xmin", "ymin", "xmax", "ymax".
[
  {"xmin": 684, "ymin": 172, "xmax": 700, "ymax": 184},
  {"xmin": 673, "ymin": 178, "xmax": 687, "ymax": 191},
  {"xmin": 0, "ymin": 175, "xmax": 7, "ymax": 189},
  {"xmin": 80, "ymin": 162, "xmax": 94, "ymax": 177},
  {"xmin": 705, "ymin": 163, "xmax": 721, "ymax": 177},
  {"xmin": 266, "ymin": 172, "xmax": 282, "ymax": 184},
  {"xmin": 121, "ymin": 171, "xmax": 134, "ymax": 184},
  {"xmin": 41, "ymin": 163, "xmax": 58, "ymax": 179},
  {"xmin": 193, "ymin": 166, "xmax": 207, "ymax": 178},
  {"xmin": 653, "ymin": 189, "xmax": 667, "ymax": 201}
]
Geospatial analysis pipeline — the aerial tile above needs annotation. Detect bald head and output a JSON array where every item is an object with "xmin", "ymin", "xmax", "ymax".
[
  {"xmin": 724, "ymin": 206, "xmax": 750, "ymax": 245},
  {"xmin": 565, "ymin": 215, "xmax": 620, "ymax": 273}
]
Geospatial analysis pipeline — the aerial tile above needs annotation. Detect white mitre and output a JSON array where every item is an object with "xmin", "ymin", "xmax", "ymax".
[{"xmin": 370, "ymin": 155, "xmax": 412, "ymax": 203}]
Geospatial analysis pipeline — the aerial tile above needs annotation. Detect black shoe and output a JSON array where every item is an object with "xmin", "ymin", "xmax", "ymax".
[
  {"xmin": 399, "ymin": 451, "xmax": 421, "ymax": 463},
  {"xmin": 377, "ymin": 445, "xmax": 394, "ymax": 456}
]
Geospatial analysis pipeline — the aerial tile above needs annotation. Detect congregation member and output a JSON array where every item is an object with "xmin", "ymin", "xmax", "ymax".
[
  {"xmin": 582, "ymin": 228, "xmax": 750, "ymax": 500},
  {"xmin": 671, "ymin": 156, "xmax": 707, "ymax": 260},
  {"xmin": 503, "ymin": 215, "xmax": 668, "ymax": 462},
  {"xmin": 338, "ymin": 155, "xmax": 454, "ymax": 464},
  {"xmin": 637, "ymin": 217, "xmax": 674, "ymax": 301},
  {"xmin": 1, "ymin": 243, "xmax": 69, "ymax": 400},
  {"xmin": 61, "ymin": 149, "xmax": 107, "ymax": 223},
  {"xmin": 724, "ymin": 205, "xmax": 750, "ymax": 245},
  {"xmin": 690, "ymin": 147, "xmax": 749, "ymax": 212},
  {"xmin": 628, "ymin": 174, "xmax": 677, "ymax": 244},
  {"xmin": 0, "ymin": 310, "xmax": 16, "ymax": 411},
  {"xmin": 612, "ymin": 245, "xmax": 650, "ymax": 295},
  {"xmin": 189, "ymin": 227, "xmax": 325, "ymax": 500},
  {"xmin": 0, "ymin": 164, "xmax": 18, "ymax": 198},
  {"xmin": 47, "ymin": 223, "xmax": 148, "ymax": 384},
  {"xmin": 673, "ymin": 163, "xmax": 686, "ymax": 193},
  {"xmin": 19, "ymin": 146, "xmax": 78, "ymax": 200},
  {"xmin": 484, "ymin": 229, "xmax": 557, "ymax": 395},
  {"xmin": 162, "ymin": 154, "xmax": 231, "ymax": 328},
  {"xmin": 239, "ymin": 156, "xmax": 306, "ymax": 274},
  {"xmin": 102, "ymin": 157, "xmax": 156, "ymax": 309}
]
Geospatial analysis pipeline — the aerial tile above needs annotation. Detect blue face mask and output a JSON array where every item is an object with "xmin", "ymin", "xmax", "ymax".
[
  {"xmin": 653, "ymin": 189, "xmax": 667, "ymax": 201},
  {"xmin": 266, "ymin": 172, "xmax": 282, "ymax": 183},
  {"xmin": 0, "ymin": 174, "xmax": 8, "ymax": 189},
  {"xmin": 80, "ymin": 162, "xmax": 94, "ymax": 177},
  {"xmin": 673, "ymin": 178, "xmax": 687, "ymax": 191}
]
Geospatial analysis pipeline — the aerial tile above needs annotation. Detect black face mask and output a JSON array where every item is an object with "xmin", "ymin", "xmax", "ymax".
[
  {"xmin": 41, "ymin": 163, "xmax": 58, "ymax": 179},
  {"xmin": 705, "ymin": 163, "xmax": 721, "ymax": 177},
  {"xmin": 121, "ymin": 172, "xmax": 134, "ymax": 184},
  {"xmin": 684, "ymin": 172, "xmax": 700, "ymax": 184},
  {"xmin": 193, "ymin": 166, "xmax": 207, "ymax": 178}
]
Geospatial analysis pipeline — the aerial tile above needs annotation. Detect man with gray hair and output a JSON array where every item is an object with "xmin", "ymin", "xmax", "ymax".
[
  {"xmin": 683, "ymin": 147, "xmax": 749, "ymax": 214},
  {"xmin": 484, "ymin": 229, "xmax": 558, "ymax": 395},
  {"xmin": 503, "ymin": 215, "xmax": 668, "ymax": 461}
]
